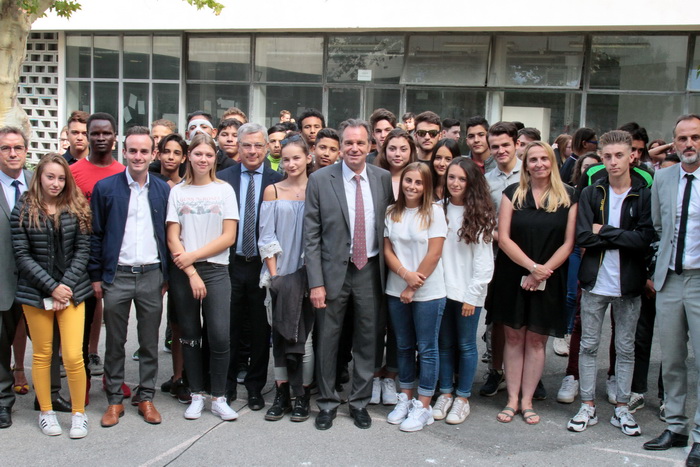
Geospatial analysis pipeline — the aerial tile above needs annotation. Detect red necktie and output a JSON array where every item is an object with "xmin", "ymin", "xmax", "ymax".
[{"xmin": 352, "ymin": 175, "xmax": 368, "ymax": 270}]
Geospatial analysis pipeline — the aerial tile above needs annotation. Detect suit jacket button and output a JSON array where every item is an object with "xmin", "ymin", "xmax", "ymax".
[{"xmin": 343, "ymin": 261, "xmax": 348, "ymax": 265}]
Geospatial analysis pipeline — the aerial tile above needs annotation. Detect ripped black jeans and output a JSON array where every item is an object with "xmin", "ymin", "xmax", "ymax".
[{"xmin": 170, "ymin": 262, "xmax": 231, "ymax": 397}]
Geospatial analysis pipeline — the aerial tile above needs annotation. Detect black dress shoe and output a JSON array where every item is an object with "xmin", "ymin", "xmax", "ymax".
[
  {"xmin": 0, "ymin": 407, "xmax": 11, "ymax": 428},
  {"xmin": 349, "ymin": 406, "xmax": 372, "ymax": 429},
  {"xmin": 315, "ymin": 408, "xmax": 337, "ymax": 430},
  {"xmin": 643, "ymin": 429, "xmax": 689, "ymax": 450},
  {"xmin": 34, "ymin": 395, "xmax": 72, "ymax": 413},
  {"xmin": 248, "ymin": 390, "xmax": 265, "ymax": 411},
  {"xmin": 688, "ymin": 443, "xmax": 700, "ymax": 467}
]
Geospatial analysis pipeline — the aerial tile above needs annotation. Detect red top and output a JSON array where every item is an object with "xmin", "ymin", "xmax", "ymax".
[{"xmin": 70, "ymin": 157, "xmax": 125, "ymax": 201}]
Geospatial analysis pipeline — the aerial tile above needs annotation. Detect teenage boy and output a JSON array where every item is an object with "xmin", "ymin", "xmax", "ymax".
[
  {"xmin": 466, "ymin": 116, "xmax": 495, "ymax": 174},
  {"xmin": 567, "ymin": 130, "xmax": 654, "ymax": 436},
  {"xmin": 216, "ymin": 118, "xmax": 240, "ymax": 169},
  {"xmin": 313, "ymin": 128, "xmax": 341, "ymax": 171}
]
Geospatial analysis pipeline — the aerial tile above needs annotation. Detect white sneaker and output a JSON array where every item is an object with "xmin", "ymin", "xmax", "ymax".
[
  {"xmin": 628, "ymin": 392, "xmax": 645, "ymax": 413},
  {"xmin": 387, "ymin": 392, "xmax": 410, "ymax": 425},
  {"xmin": 553, "ymin": 337, "xmax": 569, "ymax": 356},
  {"xmin": 381, "ymin": 378, "xmax": 398, "ymax": 405},
  {"xmin": 184, "ymin": 393, "xmax": 205, "ymax": 420},
  {"xmin": 211, "ymin": 396, "xmax": 238, "ymax": 421},
  {"xmin": 606, "ymin": 376, "xmax": 617, "ymax": 404},
  {"xmin": 432, "ymin": 394, "xmax": 453, "ymax": 420},
  {"xmin": 567, "ymin": 403, "xmax": 598, "ymax": 432},
  {"xmin": 611, "ymin": 406, "xmax": 641, "ymax": 436},
  {"xmin": 400, "ymin": 399, "xmax": 434, "ymax": 432},
  {"xmin": 557, "ymin": 375, "xmax": 580, "ymax": 404},
  {"xmin": 69, "ymin": 412, "xmax": 88, "ymax": 439},
  {"xmin": 369, "ymin": 377, "xmax": 381, "ymax": 405},
  {"xmin": 39, "ymin": 411, "xmax": 62, "ymax": 436},
  {"xmin": 446, "ymin": 398, "xmax": 470, "ymax": 425}
]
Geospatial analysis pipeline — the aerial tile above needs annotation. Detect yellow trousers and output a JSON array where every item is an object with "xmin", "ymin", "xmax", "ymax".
[{"xmin": 23, "ymin": 302, "xmax": 86, "ymax": 413}]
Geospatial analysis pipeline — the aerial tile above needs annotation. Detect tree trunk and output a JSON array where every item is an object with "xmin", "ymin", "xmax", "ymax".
[{"xmin": 0, "ymin": 0, "xmax": 53, "ymax": 135}]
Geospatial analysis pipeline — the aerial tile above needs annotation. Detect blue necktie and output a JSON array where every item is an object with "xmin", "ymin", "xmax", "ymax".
[{"xmin": 10, "ymin": 180, "xmax": 21, "ymax": 209}]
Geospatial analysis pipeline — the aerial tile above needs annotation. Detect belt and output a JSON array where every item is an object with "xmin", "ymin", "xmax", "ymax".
[
  {"xmin": 116, "ymin": 263, "xmax": 160, "ymax": 274},
  {"xmin": 235, "ymin": 255, "xmax": 260, "ymax": 263}
]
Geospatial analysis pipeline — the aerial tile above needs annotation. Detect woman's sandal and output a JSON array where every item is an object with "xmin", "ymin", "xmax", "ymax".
[
  {"xmin": 522, "ymin": 408, "xmax": 540, "ymax": 425},
  {"xmin": 497, "ymin": 406, "xmax": 518, "ymax": 423},
  {"xmin": 12, "ymin": 368, "xmax": 29, "ymax": 395}
]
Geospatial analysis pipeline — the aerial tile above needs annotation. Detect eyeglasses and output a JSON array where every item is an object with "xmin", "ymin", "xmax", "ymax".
[
  {"xmin": 415, "ymin": 130, "xmax": 440, "ymax": 138},
  {"xmin": 586, "ymin": 140, "xmax": 598, "ymax": 145},
  {"xmin": 0, "ymin": 145, "xmax": 27, "ymax": 155},
  {"xmin": 239, "ymin": 143, "xmax": 267, "ymax": 151}
]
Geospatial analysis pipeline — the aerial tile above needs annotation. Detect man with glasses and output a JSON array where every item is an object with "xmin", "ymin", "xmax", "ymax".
[
  {"xmin": 414, "ymin": 111, "xmax": 442, "ymax": 162},
  {"xmin": 0, "ymin": 128, "xmax": 31, "ymax": 428},
  {"xmin": 217, "ymin": 124, "xmax": 283, "ymax": 411}
]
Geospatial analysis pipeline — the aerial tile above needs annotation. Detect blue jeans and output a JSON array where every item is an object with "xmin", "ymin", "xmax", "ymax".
[
  {"xmin": 438, "ymin": 299, "xmax": 481, "ymax": 398},
  {"xmin": 387, "ymin": 295, "xmax": 445, "ymax": 397},
  {"xmin": 566, "ymin": 246, "xmax": 581, "ymax": 334}
]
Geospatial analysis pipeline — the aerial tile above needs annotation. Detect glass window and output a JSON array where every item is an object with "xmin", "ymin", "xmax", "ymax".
[
  {"xmin": 502, "ymin": 91, "xmax": 581, "ymax": 143},
  {"xmin": 403, "ymin": 35, "xmax": 490, "ymax": 86},
  {"xmin": 406, "ymin": 88, "xmax": 487, "ymax": 122},
  {"xmin": 153, "ymin": 35, "xmax": 181, "ymax": 80},
  {"xmin": 187, "ymin": 36, "xmax": 250, "ymax": 82},
  {"xmin": 250, "ymin": 85, "xmax": 322, "ymax": 129},
  {"xmin": 94, "ymin": 82, "xmax": 119, "ymax": 121},
  {"xmin": 153, "ymin": 83, "xmax": 179, "ymax": 125},
  {"xmin": 590, "ymin": 35, "xmax": 688, "ymax": 91},
  {"xmin": 255, "ymin": 37, "xmax": 322, "ymax": 83},
  {"xmin": 187, "ymin": 83, "xmax": 249, "ymax": 124},
  {"xmin": 123, "ymin": 82, "xmax": 149, "ymax": 129},
  {"xmin": 94, "ymin": 35, "xmax": 120, "ymax": 79},
  {"xmin": 328, "ymin": 36, "xmax": 404, "ymax": 84},
  {"xmin": 586, "ymin": 93, "xmax": 683, "ymax": 142},
  {"xmin": 66, "ymin": 35, "xmax": 91, "ymax": 78},
  {"xmin": 328, "ymin": 88, "xmax": 362, "ymax": 129},
  {"xmin": 365, "ymin": 89, "xmax": 401, "ymax": 120},
  {"xmin": 690, "ymin": 37, "xmax": 700, "ymax": 91},
  {"xmin": 691, "ymin": 94, "xmax": 700, "ymax": 114},
  {"xmin": 489, "ymin": 35, "xmax": 584, "ymax": 88},
  {"xmin": 66, "ymin": 81, "xmax": 91, "ymax": 114},
  {"xmin": 123, "ymin": 36, "xmax": 150, "ymax": 80}
]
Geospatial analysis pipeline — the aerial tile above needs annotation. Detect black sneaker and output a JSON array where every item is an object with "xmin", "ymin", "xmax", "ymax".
[
  {"xmin": 533, "ymin": 380, "xmax": 547, "ymax": 400},
  {"xmin": 479, "ymin": 370, "xmax": 505, "ymax": 397}
]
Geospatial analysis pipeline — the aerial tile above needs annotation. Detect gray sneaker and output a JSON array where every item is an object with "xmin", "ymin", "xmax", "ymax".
[
  {"xmin": 87, "ymin": 353, "xmax": 104, "ymax": 376},
  {"xmin": 611, "ymin": 406, "xmax": 641, "ymax": 436},
  {"xmin": 628, "ymin": 392, "xmax": 645, "ymax": 413}
]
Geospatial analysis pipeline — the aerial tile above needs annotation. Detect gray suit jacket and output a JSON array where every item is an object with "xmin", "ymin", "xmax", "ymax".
[
  {"xmin": 0, "ymin": 169, "xmax": 33, "ymax": 310},
  {"xmin": 652, "ymin": 163, "xmax": 682, "ymax": 290},
  {"xmin": 304, "ymin": 162, "xmax": 393, "ymax": 301}
]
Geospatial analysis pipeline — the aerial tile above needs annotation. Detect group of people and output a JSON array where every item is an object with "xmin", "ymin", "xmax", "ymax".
[{"xmin": 1, "ymin": 105, "xmax": 700, "ymax": 465}]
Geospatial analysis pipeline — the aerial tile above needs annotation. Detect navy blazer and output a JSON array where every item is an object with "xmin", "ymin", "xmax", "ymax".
[
  {"xmin": 217, "ymin": 162, "xmax": 283, "ymax": 253},
  {"xmin": 89, "ymin": 171, "xmax": 170, "ymax": 284}
]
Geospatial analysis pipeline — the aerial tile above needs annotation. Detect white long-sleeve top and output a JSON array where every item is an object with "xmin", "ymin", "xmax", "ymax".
[{"xmin": 442, "ymin": 201, "xmax": 495, "ymax": 306}]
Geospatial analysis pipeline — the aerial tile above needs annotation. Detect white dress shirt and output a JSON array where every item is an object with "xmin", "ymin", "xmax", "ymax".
[
  {"xmin": 670, "ymin": 165, "xmax": 700, "ymax": 271},
  {"xmin": 118, "ymin": 171, "xmax": 159, "ymax": 266},
  {"xmin": 342, "ymin": 161, "xmax": 378, "ymax": 258}
]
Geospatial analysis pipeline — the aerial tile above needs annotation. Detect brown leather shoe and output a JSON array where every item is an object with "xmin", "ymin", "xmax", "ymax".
[
  {"xmin": 138, "ymin": 401, "xmax": 162, "ymax": 424},
  {"xmin": 101, "ymin": 404, "xmax": 124, "ymax": 427}
]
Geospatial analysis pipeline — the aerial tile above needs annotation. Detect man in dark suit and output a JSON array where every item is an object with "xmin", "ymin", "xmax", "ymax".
[
  {"xmin": 644, "ymin": 114, "xmax": 700, "ymax": 466},
  {"xmin": 304, "ymin": 119, "xmax": 393, "ymax": 430},
  {"xmin": 0, "ymin": 127, "xmax": 32, "ymax": 428},
  {"xmin": 217, "ymin": 123, "xmax": 282, "ymax": 410}
]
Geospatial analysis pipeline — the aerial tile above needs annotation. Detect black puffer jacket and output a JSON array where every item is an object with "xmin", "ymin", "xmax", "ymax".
[{"xmin": 11, "ymin": 198, "xmax": 93, "ymax": 309}]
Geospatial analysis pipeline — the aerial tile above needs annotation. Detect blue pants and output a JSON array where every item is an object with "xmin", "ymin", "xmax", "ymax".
[{"xmin": 438, "ymin": 299, "xmax": 481, "ymax": 398}]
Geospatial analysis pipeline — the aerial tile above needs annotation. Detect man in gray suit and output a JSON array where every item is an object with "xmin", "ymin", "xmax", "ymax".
[
  {"xmin": 644, "ymin": 114, "xmax": 700, "ymax": 466},
  {"xmin": 304, "ymin": 119, "xmax": 393, "ymax": 430},
  {"xmin": 0, "ymin": 127, "xmax": 32, "ymax": 428}
]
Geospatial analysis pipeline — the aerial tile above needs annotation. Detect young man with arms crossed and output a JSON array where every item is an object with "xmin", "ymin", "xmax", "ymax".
[{"xmin": 567, "ymin": 130, "xmax": 654, "ymax": 436}]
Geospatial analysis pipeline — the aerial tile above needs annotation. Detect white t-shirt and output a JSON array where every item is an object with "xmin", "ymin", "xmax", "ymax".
[
  {"xmin": 442, "ymin": 202, "xmax": 494, "ymax": 306},
  {"xmin": 166, "ymin": 181, "xmax": 239, "ymax": 265},
  {"xmin": 384, "ymin": 203, "xmax": 447, "ymax": 301},
  {"xmin": 591, "ymin": 186, "xmax": 631, "ymax": 297}
]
